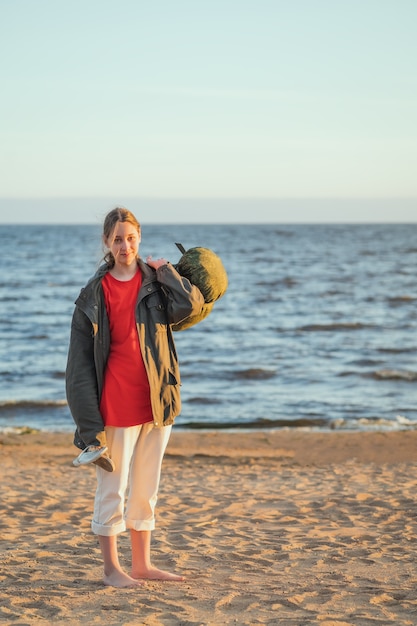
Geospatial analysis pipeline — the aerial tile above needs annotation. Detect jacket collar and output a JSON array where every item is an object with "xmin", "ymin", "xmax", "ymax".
[{"xmin": 75, "ymin": 258, "xmax": 157, "ymax": 319}]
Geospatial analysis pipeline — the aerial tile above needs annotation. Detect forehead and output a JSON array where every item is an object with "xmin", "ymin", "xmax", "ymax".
[{"xmin": 111, "ymin": 221, "xmax": 140, "ymax": 238}]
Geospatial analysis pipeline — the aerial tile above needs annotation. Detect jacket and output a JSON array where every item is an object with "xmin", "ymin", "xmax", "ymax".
[{"xmin": 65, "ymin": 258, "xmax": 204, "ymax": 449}]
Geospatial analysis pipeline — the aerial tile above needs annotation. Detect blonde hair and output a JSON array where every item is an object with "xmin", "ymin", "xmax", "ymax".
[{"xmin": 103, "ymin": 207, "xmax": 141, "ymax": 267}]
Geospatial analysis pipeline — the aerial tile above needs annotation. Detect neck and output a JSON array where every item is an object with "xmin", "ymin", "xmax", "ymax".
[{"xmin": 109, "ymin": 262, "xmax": 138, "ymax": 281}]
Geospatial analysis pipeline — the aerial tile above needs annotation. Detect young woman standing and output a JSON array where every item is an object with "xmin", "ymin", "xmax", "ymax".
[{"xmin": 66, "ymin": 207, "xmax": 204, "ymax": 588}]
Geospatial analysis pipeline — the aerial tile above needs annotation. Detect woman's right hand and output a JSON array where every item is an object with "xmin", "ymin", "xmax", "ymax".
[{"xmin": 146, "ymin": 255, "xmax": 168, "ymax": 270}]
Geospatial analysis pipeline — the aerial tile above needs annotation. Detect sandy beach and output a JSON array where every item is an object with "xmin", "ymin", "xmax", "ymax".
[{"xmin": 1, "ymin": 429, "xmax": 417, "ymax": 625}]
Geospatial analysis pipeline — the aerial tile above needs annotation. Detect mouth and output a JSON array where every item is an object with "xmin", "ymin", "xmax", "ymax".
[{"xmin": 119, "ymin": 251, "xmax": 136, "ymax": 261}]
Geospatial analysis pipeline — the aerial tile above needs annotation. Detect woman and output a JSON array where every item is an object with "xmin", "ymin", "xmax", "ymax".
[{"xmin": 66, "ymin": 207, "xmax": 204, "ymax": 588}]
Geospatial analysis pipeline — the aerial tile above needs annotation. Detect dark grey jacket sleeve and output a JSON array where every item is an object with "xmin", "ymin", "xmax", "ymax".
[
  {"xmin": 156, "ymin": 263, "xmax": 205, "ymax": 325},
  {"xmin": 66, "ymin": 307, "xmax": 105, "ymax": 448}
]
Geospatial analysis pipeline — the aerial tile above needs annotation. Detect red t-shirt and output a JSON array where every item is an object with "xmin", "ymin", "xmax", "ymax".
[{"xmin": 99, "ymin": 270, "xmax": 153, "ymax": 427}]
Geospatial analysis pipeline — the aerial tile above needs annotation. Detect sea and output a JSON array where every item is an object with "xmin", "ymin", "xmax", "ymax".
[{"xmin": 1, "ymin": 222, "xmax": 416, "ymax": 434}]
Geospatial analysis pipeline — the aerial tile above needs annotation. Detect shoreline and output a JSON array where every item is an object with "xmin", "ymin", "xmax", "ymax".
[
  {"xmin": 1, "ymin": 429, "xmax": 417, "ymax": 625},
  {"xmin": 2, "ymin": 427, "xmax": 417, "ymax": 465}
]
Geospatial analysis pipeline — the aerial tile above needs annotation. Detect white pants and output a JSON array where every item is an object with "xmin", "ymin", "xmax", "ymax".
[{"xmin": 91, "ymin": 423, "xmax": 172, "ymax": 537}]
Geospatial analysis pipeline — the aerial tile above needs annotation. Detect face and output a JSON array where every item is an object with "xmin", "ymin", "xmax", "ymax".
[{"xmin": 104, "ymin": 221, "xmax": 141, "ymax": 268}]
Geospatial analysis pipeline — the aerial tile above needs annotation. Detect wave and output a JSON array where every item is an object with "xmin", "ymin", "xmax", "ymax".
[
  {"xmin": 368, "ymin": 369, "xmax": 417, "ymax": 382},
  {"xmin": 377, "ymin": 346, "xmax": 417, "ymax": 354},
  {"xmin": 180, "ymin": 415, "xmax": 417, "ymax": 432},
  {"xmin": 258, "ymin": 276, "xmax": 298, "ymax": 288},
  {"xmin": 297, "ymin": 322, "xmax": 374, "ymax": 332},
  {"xmin": 1, "ymin": 295, "xmax": 23, "ymax": 302},
  {"xmin": 387, "ymin": 295, "xmax": 416, "ymax": 306},
  {"xmin": 0, "ymin": 400, "xmax": 67, "ymax": 415},
  {"xmin": 330, "ymin": 415, "xmax": 417, "ymax": 430},
  {"xmin": 320, "ymin": 290, "xmax": 345, "ymax": 297},
  {"xmin": 340, "ymin": 369, "xmax": 417, "ymax": 381},
  {"xmin": 179, "ymin": 416, "xmax": 329, "ymax": 430},
  {"xmin": 187, "ymin": 396, "xmax": 223, "ymax": 405},
  {"xmin": 52, "ymin": 371, "xmax": 66, "ymax": 379},
  {"xmin": 348, "ymin": 358, "xmax": 383, "ymax": 367},
  {"xmin": 274, "ymin": 229, "xmax": 295, "ymax": 237},
  {"xmin": 231, "ymin": 368, "xmax": 277, "ymax": 381},
  {"xmin": 0, "ymin": 426, "xmax": 41, "ymax": 434}
]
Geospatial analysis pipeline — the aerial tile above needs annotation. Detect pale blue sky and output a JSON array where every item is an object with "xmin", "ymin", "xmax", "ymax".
[{"xmin": 0, "ymin": 0, "xmax": 416, "ymax": 223}]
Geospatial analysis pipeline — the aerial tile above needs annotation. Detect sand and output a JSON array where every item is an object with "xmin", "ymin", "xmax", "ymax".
[{"xmin": 1, "ymin": 428, "xmax": 417, "ymax": 625}]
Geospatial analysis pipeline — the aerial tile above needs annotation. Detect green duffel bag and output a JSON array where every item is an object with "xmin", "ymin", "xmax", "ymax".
[{"xmin": 172, "ymin": 243, "xmax": 228, "ymax": 331}]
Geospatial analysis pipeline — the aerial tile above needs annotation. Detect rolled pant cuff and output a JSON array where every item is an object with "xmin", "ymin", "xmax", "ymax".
[
  {"xmin": 126, "ymin": 519, "xmax": 155, "ymax": 532},
  {"xmin": 91, "ymin": 520, "xmax": 126, "ymax": 536}
]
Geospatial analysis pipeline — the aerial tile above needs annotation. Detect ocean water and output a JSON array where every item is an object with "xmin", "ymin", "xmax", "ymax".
[{"xmin": 0, "ymin": 222, "xmax": 416, "ymax": 433}]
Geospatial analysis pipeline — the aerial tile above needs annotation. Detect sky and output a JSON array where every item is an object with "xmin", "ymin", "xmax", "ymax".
[{"xmin": 0, "ymin": 0, "xmax": 416, "ymax": 223}]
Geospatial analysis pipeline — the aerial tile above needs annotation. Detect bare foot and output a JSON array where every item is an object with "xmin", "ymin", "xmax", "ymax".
[
  {"xmin": 131, "ymin": 566, "xmax": 185, "ymax": 582},
  {"xmin": 103, "ymin": 568, "xmax": 144, "ymax": 588}
]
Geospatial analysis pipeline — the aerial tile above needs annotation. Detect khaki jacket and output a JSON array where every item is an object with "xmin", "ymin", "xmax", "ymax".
[{"xmin": 65, "ymin": 259, "xmax": 204, "ymax": 449}]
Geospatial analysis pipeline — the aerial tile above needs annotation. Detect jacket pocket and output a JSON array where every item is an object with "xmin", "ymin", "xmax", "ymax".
[{"xmin": 145, "ymin": 293, "xmax": 167, "ymax": 326}]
